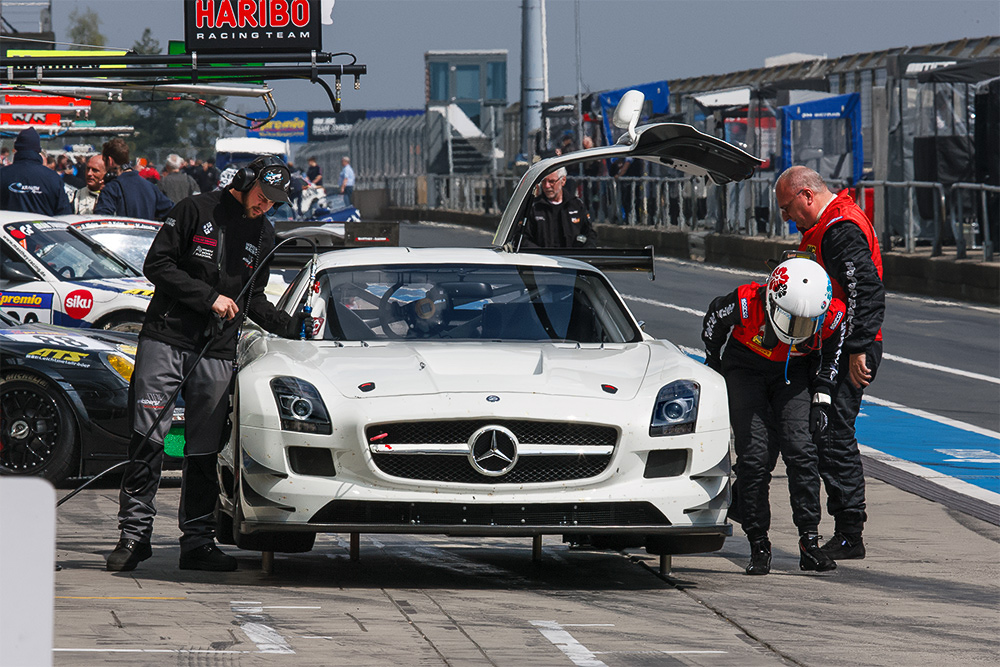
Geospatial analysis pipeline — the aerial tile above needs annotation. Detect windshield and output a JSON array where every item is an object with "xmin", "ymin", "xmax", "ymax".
[
  {"xmin": 301, "ymin": 263, "xmax": 640, "ymax": 343},
  {"xmin": 4, "ymin": 222, "xmax": 139, "ymax": 280},
  {"xmin": 80, "ymin": 228, "xmax": 157, "ymax": 271}
]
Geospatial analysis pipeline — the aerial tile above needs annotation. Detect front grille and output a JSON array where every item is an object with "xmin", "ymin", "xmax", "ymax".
[
  {"xmin": 365, "ymin": 420, "xmax": 619, "ymax": 484},
  {"xmin": 309, "ymin": 500, "xmax": 669, "ymax": 527},
  {"xmin": 366, "ymin": 420, "xmax": 617, "ymax": 448},
  {"xmin": 372, "ymin": 453, "xmax": 610, "ymax": 484}
]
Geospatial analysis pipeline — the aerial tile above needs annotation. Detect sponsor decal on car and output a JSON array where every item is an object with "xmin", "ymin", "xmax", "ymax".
[
  {"xmin": 64, "ymin": 290, "xmax": 94, "ymax": 319},
  {"xmin": 26, "ymin": 348, "xmax": 91, "ymax": 366},
  {"xmin": 124, "ymin": 288, "xmax": 155, "ymax": 297},
  {"xmin": 0, "ymin": 292, "xmax": 52, "ymax": 309}
]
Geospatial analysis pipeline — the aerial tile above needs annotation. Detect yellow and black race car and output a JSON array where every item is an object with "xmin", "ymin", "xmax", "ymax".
[{"xmin": 0, "ymin": 310, "xmax": 183, "ymax": 486}]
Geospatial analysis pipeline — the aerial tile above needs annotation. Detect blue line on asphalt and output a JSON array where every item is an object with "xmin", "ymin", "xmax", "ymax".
[
  {"xmin": 856, "ymin": 403, "xmax": 1000, "ymax": 494},
  {"xmin": 680, "ymin": 347, "xmax": 1000, "ymax": 497}
]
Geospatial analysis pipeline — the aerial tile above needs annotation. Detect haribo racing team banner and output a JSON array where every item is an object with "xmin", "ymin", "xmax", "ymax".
[{"xmin": 184, "ymin": 0, "xmax": 322, "ymax": 53}]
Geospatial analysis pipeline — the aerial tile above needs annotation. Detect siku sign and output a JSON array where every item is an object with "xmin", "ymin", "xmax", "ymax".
[{"xmin": 184, "ymin": 0, "xmax": 322, "ymax": 53}]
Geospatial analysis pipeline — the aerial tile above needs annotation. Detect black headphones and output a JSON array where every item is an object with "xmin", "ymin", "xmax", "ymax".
[{"xmin": 230, "ymin": 155, "xmax": 288, "ymax": 192}]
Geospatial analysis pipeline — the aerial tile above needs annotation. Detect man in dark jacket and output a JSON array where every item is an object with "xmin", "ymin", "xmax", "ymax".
[
  {"xmin": 521, "ymin": 167, "xmax": 596, "ymax": 248},
  {"xmin": 703, "ymin": 256, "xmax": 845, "ymax": 576},
  {"xmin": 94, "ymin": 137, "xmax": 174, "ymax": 219},
  {"xmin": 0, "ymin": 127, "xmax": 72, "ymax": 215},
  {"xmin": 107, "ymin": 155, "xmax": 311, "ymax": 573},
  {"xmin": 775, "ymin": 166, "xmax": 885, "ymax": 561}
]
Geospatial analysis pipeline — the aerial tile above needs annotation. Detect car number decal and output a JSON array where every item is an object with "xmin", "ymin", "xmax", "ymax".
[{"xmin": 4, "ymin": 332, "xmax": 115, "ymax": 350}]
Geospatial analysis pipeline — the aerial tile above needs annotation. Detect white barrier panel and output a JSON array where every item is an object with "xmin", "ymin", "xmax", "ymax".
[{"xmin": 0, "ymin": 477, "xmax": 55, "ymax": 667}]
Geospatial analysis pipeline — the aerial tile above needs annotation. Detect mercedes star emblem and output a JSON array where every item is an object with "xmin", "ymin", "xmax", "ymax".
[{"xmin": 467, "ymin": 425, "xmax": 519, "ymax": 477}]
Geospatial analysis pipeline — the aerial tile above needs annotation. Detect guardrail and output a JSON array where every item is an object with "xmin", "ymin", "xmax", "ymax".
[{"xmin": 363, "ymin": 173, "xmax": 997, "ymax": 262}]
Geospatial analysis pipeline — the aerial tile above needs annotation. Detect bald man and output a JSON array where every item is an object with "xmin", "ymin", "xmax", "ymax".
[{"xmin": 774, "ymin": 166, "xmax": 885, "ymax": 561}]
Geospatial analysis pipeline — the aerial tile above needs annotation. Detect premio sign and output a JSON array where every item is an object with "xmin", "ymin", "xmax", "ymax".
[{"xmin": 184, "ymin": 0, "xmax": 322, "ymax": 53}]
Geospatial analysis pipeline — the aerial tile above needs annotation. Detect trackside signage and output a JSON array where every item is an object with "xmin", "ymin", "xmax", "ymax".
[{"xmin": 184, "ymin": 0, "xmax": 322, "ymax": 53}]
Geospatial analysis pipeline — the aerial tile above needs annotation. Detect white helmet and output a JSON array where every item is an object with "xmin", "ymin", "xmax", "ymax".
[{"xmin": 765, "ymin": 257, "xmax": 832, "ymax": 345}]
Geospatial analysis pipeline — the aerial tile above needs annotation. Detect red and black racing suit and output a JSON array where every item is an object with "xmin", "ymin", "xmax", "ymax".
[
  {"xmin": 799, "ymin": 190, "xmax": 885, "ymax": 535},
  {"xmin": 702, "ymin": 283, "xmax": 846, "ymax": 540}
]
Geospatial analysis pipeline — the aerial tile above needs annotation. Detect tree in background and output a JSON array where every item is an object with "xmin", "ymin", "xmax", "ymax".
[{"xmin": 64, "ymin": 14, "xmax": 229, "ymax": 165}]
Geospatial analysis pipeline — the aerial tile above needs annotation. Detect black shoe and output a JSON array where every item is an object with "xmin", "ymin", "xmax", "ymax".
[
  {"xmin": 107, "ymin": 538, "xmax": 152, "ymax": 572},
  {"xmin": 821, "ymin": 532, "xmax": 866, "ymax": 560},
  {"xmin": 799, "ymin": 533, "xmax": 837, "ymax": 572},
  {"xmin": 745, "ymin": 537, "xmax": 771, "ymax": 575},
  {"xmin": 179, "ymin": 543, "xmax": 238, "ymax": 572}
]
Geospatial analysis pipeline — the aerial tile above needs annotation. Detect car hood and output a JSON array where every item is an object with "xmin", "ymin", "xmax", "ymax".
[
  {"xmin": 71, "ymin": 277, "xmax": 154, "ymax": 301},
  {"xmin": 263, "ymin": 341, "xmax": 653, "ymax": 400}
]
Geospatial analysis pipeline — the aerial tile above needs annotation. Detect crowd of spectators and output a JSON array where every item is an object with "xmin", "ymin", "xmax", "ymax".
[{"xmin": 0, "ymin": 129, "xmax": 234, "ymax": 219}]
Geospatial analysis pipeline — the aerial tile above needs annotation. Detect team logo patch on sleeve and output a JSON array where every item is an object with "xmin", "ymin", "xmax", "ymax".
[
  {"xmin": 203, "ymin": 221, "xmax": 213, "ymax": 235},
  {"xmin": 740, "ymin": 297, "xmax": 748, "ymax": 320}
]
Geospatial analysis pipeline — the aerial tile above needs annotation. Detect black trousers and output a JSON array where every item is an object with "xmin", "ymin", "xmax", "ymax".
[
  {"xmin": 821, "ymin": 341, "xmax": 882, "ymax": 534},
  {"xmin": 726, "ymin": 360, "xmax": 819, "ymax": 540},
  {"xmin": 117, "ymin": 339, "xmax": 233, "ymax": 552}
]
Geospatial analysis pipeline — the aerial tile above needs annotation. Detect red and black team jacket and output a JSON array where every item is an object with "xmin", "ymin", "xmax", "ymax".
[
  {"xmin": 799, "ymin": 190, "xmax": 884, "ymax": 352},
  {"xmin": 702, "ymin": 282, "xmax": 847, "ymax": 394}
]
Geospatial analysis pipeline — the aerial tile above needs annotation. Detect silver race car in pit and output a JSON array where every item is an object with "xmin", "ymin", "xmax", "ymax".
[{"xmin": 216, "ymin": 92, "xmax": 762, "ymax": 559}]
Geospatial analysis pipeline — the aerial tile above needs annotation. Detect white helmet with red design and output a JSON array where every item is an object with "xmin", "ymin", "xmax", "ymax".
[{"xmin": 765, "ymin": 257, "xmax": 832, "ymax": 344}]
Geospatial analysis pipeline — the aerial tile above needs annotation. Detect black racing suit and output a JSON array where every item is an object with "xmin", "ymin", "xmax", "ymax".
[
  {"xmin": 808, "ymin": 219, "xmax": 885, "ymax": 535},
  {"xmin": 118, "ymin": 188, "xmax": 298, "ymax": 552},
  {"xmin": 702, "ymin": 284, "xmax": 846, "ymax": 540},
  {"xmin": 520, "ymin": 190, "xmax": 596, "ymax": 248}
]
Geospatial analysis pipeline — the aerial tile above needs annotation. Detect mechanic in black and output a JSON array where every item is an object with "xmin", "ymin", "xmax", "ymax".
[
  {"xmin": 776, "ymin": 166, "xmax": 885, "ymax": 560},
  {"xmin": 702, "ymin": 257, "xmax": 845, "ymax": 575},
  {"xmin": 0, "ymin": 127, "xmax": 72, "ymax": 215},
  {"xmin": 108, "ymin": 155, "xmax": 311, "ymax": 573},
  {"xmin": 521, "ymin": 167, "xmax": 596, "ymax": 248},
  {"xmin": 94, "ymin": 137, "xmax": 175, "ymax": 220}
]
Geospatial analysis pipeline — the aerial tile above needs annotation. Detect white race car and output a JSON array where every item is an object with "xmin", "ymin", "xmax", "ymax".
[
  {"xmin": 0, "ymin": 212, "xmax": 154, "ymax": 332},
  {"xmin": 217, "ymin": 93, "xmax": 763, "ymax": 559}
]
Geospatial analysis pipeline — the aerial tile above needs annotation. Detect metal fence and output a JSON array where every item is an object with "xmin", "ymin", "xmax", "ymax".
[{"xmin": 365, "ymin": 173, "xmax": 997, "ymax": 261}]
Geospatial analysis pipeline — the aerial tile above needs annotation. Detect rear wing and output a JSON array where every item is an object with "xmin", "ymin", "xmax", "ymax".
[{"xmin": 515, "ymin": 246, "xmax": 655, "ymax": 278}]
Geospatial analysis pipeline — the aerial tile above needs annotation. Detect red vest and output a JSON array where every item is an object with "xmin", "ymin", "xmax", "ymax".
[
  {"xmin": 798, "ymin": 189, "xmax": 883, "ymax": 341},
  {"xmin": 730, "ymin": 283, "xmax": 846, "ymax": 362}
]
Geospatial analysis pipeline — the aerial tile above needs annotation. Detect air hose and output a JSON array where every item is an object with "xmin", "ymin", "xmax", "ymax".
[{"xmin": 57, "ymin": 234, "xmax": 318, "ymax": 507}]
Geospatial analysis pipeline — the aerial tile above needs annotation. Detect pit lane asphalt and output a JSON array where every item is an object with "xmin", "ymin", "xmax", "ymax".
[{"xmin": 47, "ymin": 221, "xmax": 999, "ymax": 666}]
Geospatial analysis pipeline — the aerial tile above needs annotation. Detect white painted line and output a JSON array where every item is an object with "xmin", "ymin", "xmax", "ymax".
[
  {"xmin": 264, "ymin": 606, "xmax": 322, "ymax": 610},
  {"xmin": 860, "ymin": 444, "xmax": 1000, "ymax": 507},
  {"xmin": 881, "ymin": 352, "xmax": 1000, "ymax": 385},
  {"xmin": 231, "ymin": 602, "xmax": 294, "ymax": 655},
  {"xmin": 531, "ymin": 621, "xmax": 609, "ymax": 667},
  {"xmin": 54, "ymin": 648, "xmax": 246, "ymax": 654},
  {"xmin": 629, "ymin": 295, "xmax": 996, "ymax": 384},
  {"xmin": 862, "ymin": 395, "xmax": 1000, "ymax": 439},
  {"xmin": 622, "ymin": 293, "xmax": 705, "ymax": 317}
]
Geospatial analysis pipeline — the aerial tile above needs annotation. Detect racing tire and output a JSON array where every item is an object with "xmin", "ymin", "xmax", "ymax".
[
  {"xmin": 99, "ymin": 313, "xmax": 144, "ymax": 334},
  {"xmin": 0, "ymin": 372, "xmax": 79, "ymax": 487}
]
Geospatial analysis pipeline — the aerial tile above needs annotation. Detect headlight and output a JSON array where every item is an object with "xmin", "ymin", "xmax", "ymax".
[
  {"xmin": 270, "ymin": 377, "xmax": 332, "ymax": 434},
  {"xmin": 649, "ymin": 380, "xmax": 699, "ymax": 436},
  {"xmin": 102, "ymin": 352, "xmax": 135, "ymax": 383}
]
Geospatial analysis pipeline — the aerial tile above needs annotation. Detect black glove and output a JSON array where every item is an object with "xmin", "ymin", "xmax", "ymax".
[
  {"xmin": 285, "ymin": 312, "xmax": 316, "ymax": 339},
  {"xmin": 809, "ymin": 390, "xmax": 832, "ymax": 439},
  {"xmin": 704, "ymin": 352, "xmax": 722, "ymax": 373}
]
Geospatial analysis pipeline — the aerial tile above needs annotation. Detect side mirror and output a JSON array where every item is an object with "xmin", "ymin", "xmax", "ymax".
[
  {"xmin": 612, "ymin": 90, "xmax": 645, "ymax": 143},
  {"xmin": 1, "ymin": 261, "xmax": 37, "ymax": 283}
]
